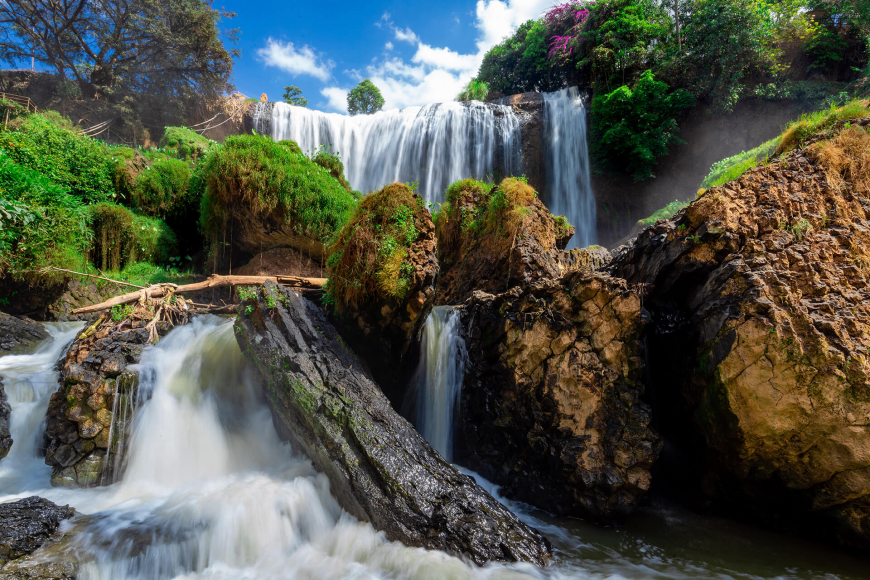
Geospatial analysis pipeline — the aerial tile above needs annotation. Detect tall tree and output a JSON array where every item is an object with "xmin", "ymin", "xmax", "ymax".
[
  {"xmin": 283, "ymin": 85, "xmax": 308, "ymax": 107},
  {"xmin": 347, "ymin": 79, "xmax": 385, "ymax": 116},
  {"xmin": 0, "ymin": 0, "xmax": 238, "ymax": 100}
]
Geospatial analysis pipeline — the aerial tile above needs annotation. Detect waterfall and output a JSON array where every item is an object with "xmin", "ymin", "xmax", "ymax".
[
  {"xmin": 260, "ymin": 101, "xmax": 523, "ymax": 204},
  {"xmin": 415, "ymin": 306, "xmax": 467, "ymax": 461},
  {"xmin": 543, "ymin": 87, "xmax": 597, "ymax": 249}
]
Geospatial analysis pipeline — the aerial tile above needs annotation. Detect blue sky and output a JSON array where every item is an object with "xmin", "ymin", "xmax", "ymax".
[{"xmin": 222, "ymin": 0, "xmax": 561, "ymax": 113}]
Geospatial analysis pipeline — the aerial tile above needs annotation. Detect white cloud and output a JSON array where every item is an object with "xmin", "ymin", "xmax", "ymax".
[
  {"xmin": 375, "ymin": 12, "xmax": 390, "ymax": 28},
  {"xmin": 321, "ymin": 87, "xmax": 349, "ymax": 112},
  {"xmin": 257, "ymin": 39, "xmax": 334, "ymax": 82},
  {"xmin": 385, "ymin": 41, "xmax": 394, "ymax": 51},
  {"xmin": 412, "ymin": 45, "xmax": 479, "ymax": 72},
  {"xmin": 394, "ymin": 27, "xmax": 420, "ymax": 44}
]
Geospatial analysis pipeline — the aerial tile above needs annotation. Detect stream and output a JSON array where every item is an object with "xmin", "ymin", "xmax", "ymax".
[{"xmin": 1, "ymin": 317, "xmax": 869, "ymax": 579}]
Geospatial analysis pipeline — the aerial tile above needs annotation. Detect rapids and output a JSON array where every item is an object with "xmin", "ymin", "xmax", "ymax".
[{"xmin": 1, "ymin": 318, "xmax": 869, "ymax": 579}]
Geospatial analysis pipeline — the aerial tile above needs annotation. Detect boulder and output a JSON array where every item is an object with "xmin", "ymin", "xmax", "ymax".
[
  {"xmin": 458, "ymin": 269, "xmax": 662, "ymax": 520},
  {"xmin": 234, "ymin": 247, "xmax": 325, "ymax": 278},
  {"xmin": 43, "ymin": 317, "xmax": 156, "ymax": 487},
  {"xmin": 609, "ymin": 130, "xmax": 870, "ymax": 547},
  {"xmin": 0, "ymin": 497, "xmax": 74, "ymax": 567},
  {"xmin": 435, "ymin": 178, "xmax": 586, "ymax": 305},
  {"xmin": 0, "ymin": 313, "xmax": 49, "ymax": 354},
  {"xmin": 234, "ymin": 281, "xmax": 551, "ymax": 566},
  {"xmin": 0, "ymin": 378, "xmax": 11, "ymax": 461}
]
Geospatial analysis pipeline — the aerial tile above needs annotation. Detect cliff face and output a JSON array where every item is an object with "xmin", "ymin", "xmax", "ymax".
[
  {"xmin": 458, "ymin": 270, "xmax": 661, "ymax": 520},
  {"xmin": 609, "ymin": 119, "xmax": 870, "ymax": 547}
]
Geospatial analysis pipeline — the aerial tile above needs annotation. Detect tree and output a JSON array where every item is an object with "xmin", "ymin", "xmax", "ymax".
[
  {"xmin": 591, "ymin": 70, "xmax": 695, "ymax": 180},
  {"xmin": 0, "ymin": 0, "xmax": 238, "ymax": 100},
  {"xmin": 347, "ymin": 79, "xmax": 385, "ymax": 116},
  {"xmin": 283, "ymin": 85, "xmax": 308, "ymax": 107}
]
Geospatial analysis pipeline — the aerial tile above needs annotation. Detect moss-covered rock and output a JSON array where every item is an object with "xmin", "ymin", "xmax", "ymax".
[
  {"xmin": 434, "ymin": 177, "xmax": 582, "ymax": 304},
  {"xmin": 609, "ymin": 118, "xmax": 870, "ymax": 548},
  {"xmin": 458, "ymin": 269, "xmax": 661, "ymax": 520},
  {"xmin": 326, "ymin": 183, "xmax": 438, "ymax": 401}
]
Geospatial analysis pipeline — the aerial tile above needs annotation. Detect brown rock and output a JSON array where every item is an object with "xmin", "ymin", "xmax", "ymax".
[{"xmin": 458, "ymin": 269, "xmax": 662, "ymax": 520}]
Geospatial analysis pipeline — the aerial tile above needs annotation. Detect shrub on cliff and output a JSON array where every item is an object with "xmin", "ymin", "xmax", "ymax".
[
  {"xmin": 312, "ymin": 148, "xmax": 352, "ymax": 192},
  {"xmin": 131, "ymin": 158, "xmax": 192, "ymax": 217},
  {"xmin": 326, "ymin": 183, "xmax": 428, "ymax": 311},
  {"xmin": 197, "ymin": 134, "xmax": 357, "ymax": 247}
]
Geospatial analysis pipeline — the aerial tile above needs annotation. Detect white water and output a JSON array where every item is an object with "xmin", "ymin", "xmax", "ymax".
[
  {"xmin": 263, "ymin": 100, "xmax": 523, "ymax": 204},
  {"xmin": 1, "ymin": 318, "xmax": 869, "ymax": 579},
  {"xmin": 543, "ymin": 88, "xmax": 597, "ymax": 249},
  {"xmin": 415, "ymin": 306, "xmax": 467, "ymax": 461}
]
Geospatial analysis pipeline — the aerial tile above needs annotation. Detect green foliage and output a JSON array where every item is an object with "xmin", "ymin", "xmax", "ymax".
[
  {"xmin": 197, "ymin": 134, "xmax": 358, "ymax": 246},
  {"xmin": 0, "ymin": 150, "xmax": 92, "ymax": 281},
  {"xmin": 326, "ymin": 183, "xmax": 425, "ymax": 311},
  {"xmin": 132, "ymin": 158, "xmax": 192, "ymax": 216},
  {"xmin": 111, "ymin": 304, "xmax": 134, "ymax": 321},
  {"xmin": 553, "ymin": 215, "xmax": 573, "ymax": 238},
  {"xmin": 161, "ymin": 126, "xmax": 213, "ymax": 160},
  {"xmin": 105, "ymin": 262, "xmax": 194, "ymax": 287},
  {"xmin": 0, "ymin": 112, "xmax": 115, "ymax": 204},
  {"xmin": 283, "ymin": 85, "xmax": 308, "ymax": 107},
  {"xmin": 347, "ymin": 79, "xmax": 385, "ymax": 116},
  {"xmin": 637, "ymin": 199, "xmax": 690, "ymax": 227},
  {"xmin": 591, "ymin": 71, "xmax": 695, "ymax": 180},
  {"xmin": 457, "ymin": 79, "xmax": 491, "ymax": 102},
  {"xmin": 312, "ymin": 147, "xmax": 352, "ymax": 192},
  {"xmin": 701, "ymin": 137, "xmax": 778, "ymax": 187},
  {"xmin": 89, "ymin": 203, "xmax": 177, "ymax": 271},
  {"xmin": 477, "ymin": 20, "xmax": 564, "ymax": 95}
]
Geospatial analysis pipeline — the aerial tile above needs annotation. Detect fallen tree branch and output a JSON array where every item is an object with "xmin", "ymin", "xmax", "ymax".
[
  {"xmin": 72, "ymin": 274, "xmax": 327, "ymax": 315},
  {"xmin": 44, "ymin": 267, "xmax": 145, "ymax": 289}
]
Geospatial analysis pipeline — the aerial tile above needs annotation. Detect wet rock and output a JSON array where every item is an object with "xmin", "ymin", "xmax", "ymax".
[
  {"xmin": 0, "ymin": 313, "xmax": 49, "ymax": 355},
  {"xmin": 458, "ymin": 269, "xmax": 662, "ymax": 520},
  {"xmin": 43, "ymin": 318, "xmax": 148, "ymax": 488},
  {"xmin": 234, "ymin": 281, "xmax": 551, "ymax": 566},
  {"xmin": 0, "ymin": 378, "xmax": 11, "ymax": 461},
  {"xmin": 0, "ymin": 559, "xmax": 77, "ymax": 580},
  {"xmin": 609, "ymin": 132, "xmax": 870, "ymax": 548},
  {"xmin": 0, "ymin": 497, "xmax": 74, "ymax": 567}
]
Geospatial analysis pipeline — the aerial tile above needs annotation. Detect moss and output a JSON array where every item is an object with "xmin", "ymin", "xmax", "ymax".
[
  {"xmin": 89, "ymin": 203, "xmax": 177, "ymax": 270},
  {"xmin": 313, "ymin": 149, "xmax": 352, "ymax": 192},
  {"xmin": 326, "ymin": 182, "xmax": 427, "ymax": 312},
  {"xmin": 198, "ymin": 134, "xmax": 357, "ymax": 247},
  {"xmin": 552, "ymin": 215, "xmax": 572, "ymax": 238},
  {"xmin": 132, "ymin": 158, "xmax": 191, "ymax": 217},
  {"xmin": 160, "ymin": 126, "xmax": 213, "ymax": 160}
]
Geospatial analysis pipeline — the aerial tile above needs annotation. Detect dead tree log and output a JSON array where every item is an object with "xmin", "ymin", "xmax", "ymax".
[{"xmin": 72, "ymin": 275, "xmax": 326, "ymax": 315}]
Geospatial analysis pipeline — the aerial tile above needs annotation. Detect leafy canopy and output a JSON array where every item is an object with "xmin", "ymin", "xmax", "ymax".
[
  {"xmin": 591, "ymin": 70, "xmax": 695, "ymax": 181},
  {"xmin": 283, "ymin": 85, "xmax": 308, "ymax": 108},
  {"xmin": 347, "ymin": 79, "xmax": 385, "ymax": 116}
]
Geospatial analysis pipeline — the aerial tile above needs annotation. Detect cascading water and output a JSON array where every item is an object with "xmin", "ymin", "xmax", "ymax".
[
  {"xmin": 260, "ymin": 100, "xmax": 523, "ymax": 204},
  {"xmin": 1, "ymin": 318, "xmax": 867, "ymax": 579},
  {"xmin": 543, "ymin": 87, "xmax": 597, "ymax": 250},
  {"xmin": 415, "ymin": 306, "xmax": 467, "ymax": 461}
]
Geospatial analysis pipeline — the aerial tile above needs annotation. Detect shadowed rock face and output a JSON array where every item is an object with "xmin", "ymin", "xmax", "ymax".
[
  {"xmin": 609, "ymin": 130, "xmax": 870, "ymax": 547},
  {"xmin": 458, "ymin": 269, "xmax": 662, "ymax": 520},
  {"xmin": 234, "ymin": 281, "xmax": 551, "ymax": 567},
  {"xmin": 0, "ymin": 497, "xmax": 74, "ymax": 568},
  {"xmin": 0, "ymin": 314, "xmax": 49, "ymax": 355},
  {"xmin": 0, "ymin": 378, "xmax": 10, "ymax": 461}
]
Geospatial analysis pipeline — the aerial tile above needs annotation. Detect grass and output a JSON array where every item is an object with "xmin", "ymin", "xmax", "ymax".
[
  {"xmin": 807, "ymin": 124, "xmax": 870, "ymax": 195},
  {"xmin": 698, "ymin": 99, "xmax": 870, "ymax": 191},
  {"xmin": 326, "ymin": 182, "xmax": 425, "ymax": 312},
  {"xmin": 637, "ymin": 200, "xmax": 691, "ymax": 228},
  {"xmin": 89, "ymin": 203, "xmax": 177, "ymax": 271},
  {"xmin": 102, "ymin": 262, "xmax": 196, "ymax": 287}
]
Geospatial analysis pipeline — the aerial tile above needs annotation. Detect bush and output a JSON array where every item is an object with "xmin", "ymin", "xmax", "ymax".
[
  {"xmin": 0, "ymin": 113, "xmax": 115, "ymax": 204},
  {"xmin": 198, "ymin": 134, "xmax": 358, "ymax": 245},
  {"xmin": 0, "ymin": 151, "xmax": 92, "ymax": 281},
  {"xmin": 457, "ymin": 79, "xmax": 491, "ymax": 102},
  {"xmin": 132, "ymin": 158, "xmax": 191, "ymax": 216},
  {"xmin": 89, "ymin": 203, "xmax": 177, "ymax": 270},
  {"xmin": 592, "ymin": 71, "xmax": 695, "ymax": 181},
  {"xmin": 326, "ymin": 183, "xmax": 426, "ymax": 311},
  {"xmin": 312, "ymin": 148, "xmax": 352, "ymax": 192},
  {"xmin": 161, "ymin": 126, "xmax": 213, "ymax": 160}
]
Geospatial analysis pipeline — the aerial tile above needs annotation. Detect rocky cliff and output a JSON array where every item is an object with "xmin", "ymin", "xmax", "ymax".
[
  {"xmin": 458, "ymin": 269, "xmax": 661, "ymax": 520},
  {"xmin": 609, "ymin": 119, "xmax": 870, "ymax": 547},
  {"xmin": 0, "ymin": 314, "xmax": 49, "ymax": 354},
  {"xmin": 234, "ymin": 281, "xmax": 551, "ymax": 566}
]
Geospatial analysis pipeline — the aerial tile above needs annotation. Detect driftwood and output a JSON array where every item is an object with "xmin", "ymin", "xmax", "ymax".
[{"xmin": 72, "ymin": 274, "xmax": 326, "ymax": 315}]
